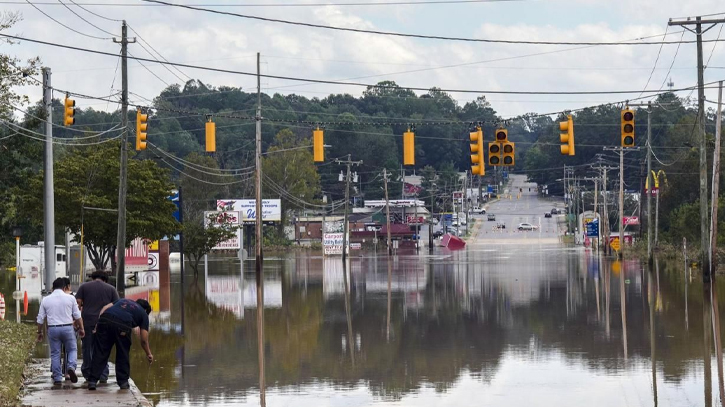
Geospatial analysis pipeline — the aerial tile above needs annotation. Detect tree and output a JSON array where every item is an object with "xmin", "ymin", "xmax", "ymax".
[
  {"xmin": 20, "ymin": 141, "xmax": 180, "ymax": 271},
  {"xmin": 262, "ymin": 128, "xmax": 321, "ymax": 232},
  {"xmin": 184, "ymin": 212, "xmax": 238, "ymax": 280}
]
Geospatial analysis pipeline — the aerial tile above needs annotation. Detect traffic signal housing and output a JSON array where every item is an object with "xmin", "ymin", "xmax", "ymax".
[
  {"xmin": 488, "ymin": 142, "xmax": 501, "ymax": 166},
  {"xmin": 495, "ymin": 128, "xmax": 508, "ymax": 143},
  {"xmin": 135, "ymin": 110, "xmax": 148, "ymax": 151},
  {"xmin": 403, "ymin": 128, "xmax": 415, "ymax": 166},
  {"xmin": 313, "ymin": 128, "xmax": 324, "ymax": 162},
  {"xmin": 469, "ymin": 127, "xmax": 484, "ymax": 175},
  {"xmin": 621, "ymin": 109, "xmax": 635, "ymax": 147},
  {"xmin": 63, "ymin": 97, "xmax": 75, "ymax": 126},
  {"xmin": 559, "ymin": 114, "xmax": 574, "ymax": 156},
  {"xmin": 205, "ymin": 118, "xmax": 216, "ymax": 153},
  {"xmin": 502, "ymin": 142, "xmax": 515, "ymax": 166}
]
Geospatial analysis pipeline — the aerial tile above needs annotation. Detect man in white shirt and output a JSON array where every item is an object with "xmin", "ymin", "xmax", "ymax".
[{"xmin": 37, "ymin": 278, "xmax": 85, "ymax": 385}]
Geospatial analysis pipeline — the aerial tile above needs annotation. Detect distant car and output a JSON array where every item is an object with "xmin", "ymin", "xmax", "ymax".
[
  {"xmin": 433, "ymin": 230, "xmax": 444, "ymax": 239},
  {"xmin": 473, "ymin": 207, "xmax": 486, "ymax": 214},
  {"xmin": 496, "ymin": 222, "xmax": 506, "ymax": 229},
  {"xmin": 544, "ymin": 213, "xmax": 552, "ymax": 218},
  {"xmin": 487, "ymin": 214, "xmax": 496, "ymax": 221},
  {"xmin": 518, "ymin": 223, "xmax": 539, "ymax": 231},
  {"xmin": 551, "ymin": 208, "xmax": 559, "ymax": 214},
  {"xmin": 460, "ymin": 218, "xmax": 467, "ymax": 226}
]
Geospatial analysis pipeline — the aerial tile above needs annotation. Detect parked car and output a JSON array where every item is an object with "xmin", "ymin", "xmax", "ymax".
[
  {"xmin": 518, "ymin": 223, "xmax": 539, "ymax": 231},
  {"xmin": 496, "ymin": 222, "xmax": 506, "ymax": 229},
  {"xmin": 544, "ymin": 212, "xmax": 552, "ymax": 218},
  {"xmin": 473, "ymin": 207, "xmax": 486, "ymax": 214},
  {"xmin": 551, "ymin": 208, "xmax": 559, "ymax": 214},
  {"xmin": 433, "ymin": 230, "xmax": 444, "ymax": 238},
  {"xmin": 487, "ymin": 214, "xmax": 496, "ymax": 221}
]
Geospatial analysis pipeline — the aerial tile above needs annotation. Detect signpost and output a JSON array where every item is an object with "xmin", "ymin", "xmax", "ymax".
[{"xmin": 585, "ymin": 219, "xmax": 599, "ymax": 238}]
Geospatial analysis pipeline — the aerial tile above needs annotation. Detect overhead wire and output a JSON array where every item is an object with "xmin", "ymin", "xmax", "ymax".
[
  {"xmin": 67, "ymin": 0, "xmax": 122, "ymax": 21},
  {"xmin": 1, "ymin": 120, "xmax": 124, "ymax": 145},
  {"xmin": 638, "ymin": 26, "xmax": 669, "ymax": 98},
  {"xmin": 24, "ymin": 0, "xmax": 112, "ymax": 40},
  {"xmin": 56, "ymin": 0, "xmax": 116, "ymax": 36},
  {"xmin": 140, "ymin": 0, "xmax": 724, "ymax": 46}
]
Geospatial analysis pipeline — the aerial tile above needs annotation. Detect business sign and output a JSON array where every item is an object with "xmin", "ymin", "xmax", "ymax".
[
  {"xmin": 623, "ymin": 216, "xmax": 640, "ymax": 226},
  {"xmin": 406, "ymin": 216, "xmax": 425, "ymax": 224},
  {"xmin": 585, "ymin": 219, "xmax": 599, "ymax": 238},
  {"xmin": 217, "ymin": 199, "xmax": 282, "ymax": 223},
  {"xmin": 126, "ymin": 238, "xmax": 149, "ymax": 272},
  {"xmin": 204, "ymin": 211, "xmax": 241, "ymax": 250},
  {"xmin": 323, "ymin": 220, "xmax": 347, "ymax": 255}
]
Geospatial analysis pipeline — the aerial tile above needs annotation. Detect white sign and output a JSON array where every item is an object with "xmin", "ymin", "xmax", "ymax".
[
  {"xmin": 324, "ymin": 232, "xmax": 345, "ymax": 255},
  {"xmin": 204, "ymin": 210, "xmax": 242, "ymax": 250},
  {"xmin": 217, "ymin": 199, "xmax": 282, "ymax": 223}
]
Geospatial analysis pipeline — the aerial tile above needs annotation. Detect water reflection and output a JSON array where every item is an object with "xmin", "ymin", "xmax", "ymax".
[{"xmin": 9, "ymin": 246, "xmax": 725, "ymax": 406}]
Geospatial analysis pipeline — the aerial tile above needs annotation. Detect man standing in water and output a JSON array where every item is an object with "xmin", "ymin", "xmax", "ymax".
[
  {"xmin": 87, "ymin": 298, "xmax": 154, "ymax": 390},
  {"xmin": 75, "ymin": 271, "xmax": 119, "ymax": 382}
]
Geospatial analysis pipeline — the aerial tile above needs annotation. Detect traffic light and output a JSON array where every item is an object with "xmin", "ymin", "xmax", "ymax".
[
  {"xmin": 488, "ymin": 142, "xmax": 501, "ymax": 166},
  {"xmin": 313, "ymin": 127, "xmax": 324, "ymax": 162},
  {"xmin": 135, "ymin": 109, "xmax": 148, "ymax": 151},
  {"xmin": 469, "ymin": 127, "xmax": 484, "ymax": 175},
  {"xmin": 621, "ymin": 109, "xmax": 635, "ymax": 147},
  {"xmin": 559, "ymin": 114, "xmax": 574, "ymax": 156},
  {"xmin": 403, "ymin": 128, "xmax": 415, "ymax": 166},
  {"xmin": 63, "ymin": 97, "xmax": 75, "ymax": 126},
  {"xmin": 502, "ymin": 142, "xmax": 515, "ymax": 166},
  {"xmin": 205, "ymin": 118, "xmax": 216, "ymax": 153},
  {"xmin": 495, "ymin": 128, "xmax": 508, "ymax": 143}
]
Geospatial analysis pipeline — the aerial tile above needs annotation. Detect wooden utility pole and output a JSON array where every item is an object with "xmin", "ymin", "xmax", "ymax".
[
  {"xmin": 254, "ymin": 51, "xmax": 265, "ymax": 407},
  {"xmin": 710, "ymin": 81, "xmax": 723, "ymax": 275},
  {"xmin": 336, "ymin": 155, "xmax": 362, "ymax": 262},
  {"xmin": 114, "ymin": 21, "xmax": 135, "ymax": 297},
  {"xmin": 669, "ymin": 16, "xmax": 725, "ymax": 280},
  {"xmin": 383, "ymin": 169, "xmax": 392, "ymax": 255}
]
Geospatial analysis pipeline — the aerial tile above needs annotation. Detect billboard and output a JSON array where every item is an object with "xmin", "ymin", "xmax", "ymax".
[
  {"xmin": 216, "ymin": 199, "xmax": 282, "ymax": 223},
  {"xmin": 204, "ymin": 211, "xmax": 241, "ymax": 250},
  {"xmin": 323, "ymin": 220, "xmax": 347, "ymax": 255}
]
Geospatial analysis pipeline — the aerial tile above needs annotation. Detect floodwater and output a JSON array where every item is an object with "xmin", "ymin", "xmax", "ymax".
[{"xmin": 4, "ymin": 245, "xmax": 725, "ymax": 407}]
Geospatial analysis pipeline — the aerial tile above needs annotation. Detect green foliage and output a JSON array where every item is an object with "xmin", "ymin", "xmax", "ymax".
[
  {"xmin": 0, "ymin": 320, "xmax": 35, "ymax": 406},
  {"xmin": 183, "ymin": 213, "xmax": 238, "ymax": 278},
  {"xmin": 20, "ymin": 141, "xmax": 180, "ymax": 271}
]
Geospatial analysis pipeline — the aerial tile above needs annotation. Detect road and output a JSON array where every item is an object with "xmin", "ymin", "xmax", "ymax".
[{"xmin": 472, "ymin": 174, "xmax": 565, "ymax": 244}]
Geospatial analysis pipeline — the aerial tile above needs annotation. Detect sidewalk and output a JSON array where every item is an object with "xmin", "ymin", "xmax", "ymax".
[{"xmin": 21, "ymin": 359, "xmax": 151, "ymax": 407}]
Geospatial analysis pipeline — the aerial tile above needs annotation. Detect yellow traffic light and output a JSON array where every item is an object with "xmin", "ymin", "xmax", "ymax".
[
  {"xmin": 559, "ymin": 114, "xmax": 575, "ymax": 156},
  {"xmin": 63, "ymin": 97, "xmax": 75, "ymax": 127},
  {"xmin": 621, "ymin": 109, "xmax": 635, "ymax": 147},
  {"xmin": 205, "ymin": 118, "xmax": 216, "ymax": 153},
  {"xmin": 495, "ymin": 128, "xmax": 508, "ymax": 143},
  {"xmin": 313, "ymin": 128, "xmax": 324, "ymax": 162},
  {"xmin": 403, "ymin": 128, "xmax": 415, "ymax": 166},
  {"xmin": 488, "ymin": 142, "xmax": 501, "ymax": 166},
  {"xmin": 135, "ymin": 110, "xmax": 148, "ymax": 151},
  {"xmin": 469, "ymin": 127, "xmax": 484, "ymax": 175},
  {"xmin": 502, "ymin": 142, "xmax": 515, "ymax": 166}
]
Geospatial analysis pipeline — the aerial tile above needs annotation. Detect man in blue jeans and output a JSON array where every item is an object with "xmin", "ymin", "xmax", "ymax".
[{"xmin": 37, "ymin": 278, "xmax": 85, "ymax": 385}]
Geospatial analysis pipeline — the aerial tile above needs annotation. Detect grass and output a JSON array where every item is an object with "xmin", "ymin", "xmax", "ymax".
[{"xmin": 0, "ymin": 321, "xmax": 35, "ymax": 406}]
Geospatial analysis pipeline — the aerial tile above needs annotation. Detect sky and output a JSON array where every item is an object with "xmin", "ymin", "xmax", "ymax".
[{"xmin": 2, "ymin": 0, "xmax": 725, "ymax": 118}]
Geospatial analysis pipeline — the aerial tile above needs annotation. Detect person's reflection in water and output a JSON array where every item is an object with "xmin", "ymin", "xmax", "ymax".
[
  {"xmin": 648, "ymin": 263, "xmax": 658, "ymax": 407},
  {"xmin": 342, "ymin": 260, "xmax": 355, "ymax": 366},
  {"xmin": 703, "ymin": 283, "xmax": 713, "ymax": 407},
  {"xmin": 712, "ymin": 281, "xmax": 725, "ymax": 406}
]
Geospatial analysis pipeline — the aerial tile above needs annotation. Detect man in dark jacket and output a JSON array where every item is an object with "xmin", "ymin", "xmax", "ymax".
[
  {"xmin": 87, "ymin": 298, "xmax": 154, "ymax": 390},
  {"xmin": 75, "ymin": 271, "xmax": 119, "ymax": 382}
]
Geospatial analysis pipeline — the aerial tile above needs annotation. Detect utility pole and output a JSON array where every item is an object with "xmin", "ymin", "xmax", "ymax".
[
  {"xmin": 710, "ymin": 81, "xmax": 723, "ymax": 275},
  {"xmin": 428, "ymin": 190, "xmax": 434, "ymax": 250},
  {"xmin": 602, "ymin": 166, "xmax": 609, "ymax": 254},
  {"xmin": 337, "ymin": 155, "xmax": 362, "ymax": 262},
  {"xmin": 594, "ymin": 175, "xmax": 599, "ymax": 250},
  {"xmin": 114, "ymin": 21, "xmax": 135, "ymax": 297},
  {"xmin": 254, "ymin": 51, "xmax": 265, "ymax": 407},
  {"xmin": 383, "ymin": 169, "xmax": 392, "ymax": 255},
  {"xmin": 42, "ymin": 67, "xmax": 55, "ymax": 293},
  {"xmin": 669, "ymin": 16, "xmax": 725, "ymax": 280}
]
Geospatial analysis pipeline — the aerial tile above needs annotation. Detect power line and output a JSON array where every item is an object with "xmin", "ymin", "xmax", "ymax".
[
  {"xmin": 141, "ymin": 0, "xmax": 725, "ymax": 46},
  {"xmin": 639, "ymin": 25, "xmax": 668, "ymax": 98},
  {"xmin": 1, "ymin": 0, "xmax": 529, "ymax": 7},
  {"xmin": 57, "ymin": 0, "xmax": 116, "ymax": 36},
  {"xmin": 128, "ymin": 24, "xmax": 192, "ymax": 82},
  {"xmin": 4, "ymin": 33, "xmax": 722, "ymax": 96},
  {"xmin": 24, "ymin": 0, "xmax": 111, "ymax": 40},
  {"xmin": 67, "ymin": 0, "xmax": 122, "ymax": 21}
]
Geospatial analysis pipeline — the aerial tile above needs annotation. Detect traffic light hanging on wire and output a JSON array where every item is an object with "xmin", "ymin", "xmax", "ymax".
[
  {"xmin": 135, "ymin": 109, "xmax": 148, "ymax": 151},
  {"xmin": 63, "ymin": 96, "xmax": 75, "ymax": 127},
  {"xmin": 469, "ymin": 126, "xmax": 484, "ymax": 175},
  {"xmin": 621, "ymin": 108, "xmax": 635, "ymax": 147},
  {"xmin": 559, "ymin": 114, "xmax": 575, "ymax": 156},
  {"xmin": 205, "ymin": 116, "xmax": 216, "ymax": 153},
  {"xmin": 495, "ymin": 128, "xmax": 508, "ymax": 143},
  {"xmin": 403, "ymin": 127, "xmax": 415, "ymax": 166},
  {"xmin": 488, "ymin": 142, "xmax": 501, "ymax": 166},
  {"xmin": 313, "ymin": 127, "xmax": 324, "ymax": 162},
  {"xmin": 502, "ymin": 142, "xmax": 515, "ymax": 166}
]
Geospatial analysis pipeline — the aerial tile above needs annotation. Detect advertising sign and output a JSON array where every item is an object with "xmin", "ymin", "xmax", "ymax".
[
  {"xmin": 217, "ymin": 199, "xmax": 282, "ymax": 223},
  {"xmin": 323, "ymin": 220, "xmax": 347, "ymax": 255},
  {"xmin": 585, "ymin": 219, "xmax": 599, "ymax": 238},
  {"xmin": 623, "ymin": 216, "xmax": 640, "ymax": 226},
  {"xmin": 406, "ymin": 216, "xmax": 425, "ymax": 224},
  {"xmin": 125, "ymin": 238, "xmax": 149, "ymax": 272},
  {"xmin": 204, "ymin": 211, "xmax": 241, "ymax": 250}
]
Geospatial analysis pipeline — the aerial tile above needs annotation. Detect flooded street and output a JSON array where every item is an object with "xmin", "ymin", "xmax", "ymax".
[{"xmin": 4, "ymin": 245, "xmax": 720, "ymax": 406}]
